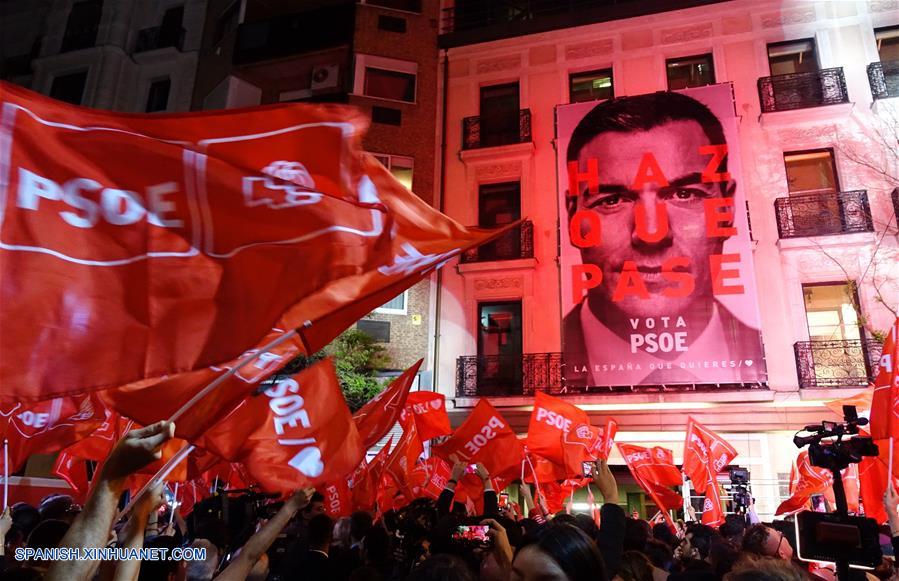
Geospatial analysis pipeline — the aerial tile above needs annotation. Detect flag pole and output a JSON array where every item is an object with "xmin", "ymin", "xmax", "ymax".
[
  {"xmin": 168, "ymin": 482, "xmax": 179, "ymax": 528},
  {"xmin": 890, "ymin": 437, "xmax": 894, "ymax": 480},
  {"xmin": 118, "ymin": 444, "xmax": 195, "ymax": 520},
  {"xmin": 168, "ymin": 330, "xmax": 298, "ymax": 423},
  {"xmin": 3, "ymin": 439, "xmax": 8, "ymax": 509}
]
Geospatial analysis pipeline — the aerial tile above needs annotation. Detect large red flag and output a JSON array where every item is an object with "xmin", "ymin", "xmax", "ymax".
[
  {"xmin": 527, "ymin": 392, "xmax": 589, "ymax": 467},
  {"xmin": 0, "ymin": 81, "xmax": 511, "ymax": 402},
  {"xmin": 618, "ymin": 443, "xmax": 683, "ymax": 517},
  {"xmin": 350, "ymin": 438, "xmax": 393, "ymax": 511},
  {"xmin": 776, "ymin": 451, "xmax": 833, "ymax": 516},
  {"xmin": 682, "ymin": 418, "xmax": 738, "ymax": 495},
  {"xmin": 320, "ymin": 479, "xmax": 353, "ymax": 519},
  {"xmin": 382, "ymin": 422, "xmax": 424, "ymax": 491},
  {"xmin": 870, "ymin": 319, "xmax": 899, "ymax": 440},
  {"xmin": 53, "ymin": 451, "xmax": 90, "ymax": 497},
  {"xmin": 198, "ymin": 358, "xmax": 363, "ymax": 493},
  {"xmin": 401, "ymin": 391, "xmax": 452, "ymax": 441},
  {"xmin": 0, "ymin": 395, "xmax": 106, "ymax": 472},
  {"xmin": 99, "ymin": 327, "xmax": 304, "ymax": 441},
  {"xmin": 435, "ymin": 399, "xmax": 524, "ymax": 477},
  {"xmin": 354, "ymin": 360, "xmax": 423, "ymax": 449}
]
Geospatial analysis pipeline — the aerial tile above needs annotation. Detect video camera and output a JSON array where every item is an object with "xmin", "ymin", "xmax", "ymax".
[
  {"xmin": 728, "ymin": 467, "xmax": 751, "ymax": 514},
  {"xmin": 792, "ymin": 405, "xmax": 882, "ymax": 574}
]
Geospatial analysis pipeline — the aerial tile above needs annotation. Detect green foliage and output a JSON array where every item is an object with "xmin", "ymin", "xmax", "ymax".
[{"xmin": 279, "ymin": 328, "xmax": 391, "ymax": 412}]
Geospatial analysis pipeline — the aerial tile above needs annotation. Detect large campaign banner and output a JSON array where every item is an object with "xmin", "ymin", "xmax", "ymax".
[{"xmin": 556, "ymin": 83, "xmax": 766, "ymax": 388}]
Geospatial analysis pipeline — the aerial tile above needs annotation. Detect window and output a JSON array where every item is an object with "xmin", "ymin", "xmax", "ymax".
[
  {"xmin": 666, "ymin": 54, "xmax": 715, "ymax": 89},
  {"xmin": 783, "ymin": 149, "xmax": 839, "ymax": 195},
  {"xmin": 802, "ymin": 283, "xmax": 861, "ymax": 341},
  {"xmin": 61, "ymin": 0, "xmax": 103, "ymax": 52},
  {"xmin": 478, "ymin": 182, "xmax": 521, "ymax": 261},
  {"xmin": 569, "ymin": 68, "xmax": 613, "ymax": 103},
  {"xmin": 145, "ymin": 78, "xmax": 171, "ymax": 112},
  {"xmin": 375, "ymin": 290, "xmax": 408, "ymax": 315},
  {"xmin": 768, "ymin": 39, "xmax": 818, "ymax": 76},
  {"xmin": 50, "ymin": 71, "xmax": 88, "ymax": 105},
  {"xmin": 477, "ymin": 301, "xmax": 523, "ymax": 393},
  {"xmin": 875, "ymin": 26, "xmax": 899, "ymax": 62},
  {"xmin": 357, "ymin": 319, "xmax": 391, "ymax": 342},
  {"xmin": 479, "ymin": 82, "xmax": 520, "ymax": 147},
  {"xmin": 371, "ymin": 106, "xmax": 402, "ymax": 125},
  {"xmin": 378, "ymin": 15, "xmax": 407, "ymax": 33},
  {"xmin": 355, "ymin": 54, "xmax": 417, "ymax": 103},
  {"xmin": 372, "ymin": 154, "xmax": 413, "ymax": 190}
]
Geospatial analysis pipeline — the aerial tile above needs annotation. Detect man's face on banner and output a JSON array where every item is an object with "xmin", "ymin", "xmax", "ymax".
[{"xmin": 570, "ymin": 120, "xmax": 735, "ymax": 319}]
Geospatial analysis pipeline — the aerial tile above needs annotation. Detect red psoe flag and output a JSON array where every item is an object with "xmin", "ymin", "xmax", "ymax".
[
  {"xmin": 198, "ymin": 358, "xmax": 363, "ymax": 494},
  {"xmin": 682, "ymin": 417, "xmax": 738, "ymax": 496},
  {"xmin": 0, "ymin": 81, "xmax": 512, "ymax": 403},
  {"xmin": 434, "ymin": 399, "xmax": 524, "ymax": 477},
  {"xmin": 382, "ymin": 421, "xmax": 423, "ymax": 490},
  {"xmin": 776, "ymin": 451, "xmax": 833, "ymax": 516},
  {"xmin": 354, "ymin": 359, "xmax": 423, "ymax": 449},
  {"xmin": 401, "ymin": 391, "xmax": 452, "ymax": 441},
  {"xmin": 870, "ymin": 319, "xmax": 899, "ymax": 440},
  {"xmin": 53, "ymin": 451, "xmax": 90, "ymax": 496},
  {"xmin": 527, "ymin": 392, "xmax": 590, "ymax": 467},
  {"xmin": 618, "ymin": 443, "xmax": 683, "ymax": 513},
  {"xmin": 320, "ymin": 479, "xmax": 353, "ymax": 519}
]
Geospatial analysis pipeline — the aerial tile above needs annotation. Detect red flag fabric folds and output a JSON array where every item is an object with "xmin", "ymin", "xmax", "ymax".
[
  {"xmin": 401, "ymin": 391, "xmax": 452, "ymax": 441},
  {"xmin": 776, "ymin": 451, "xmax": 833, "ymax": 516},
  {"xmin": 618, "ymin": 443, "xmax": 683, "ymax": 513},
  {"xmin": 434, "ymin": 399, "xmax": 523, "ymax": 477},
  {"xmin": 682, "ymin": 418, "xmax": 737, "ymax": 526},
  {"xmin": 198, "ymin": 358, "xmax": 363, "ymax": 493},
  {"xmin": 354, "ymin": 359, "xmax": 422, "ymax": 450},
  {"xmin": 871, "ymin": 319, "xmax": 899, "ymax": 440},
  {"xmin": 527, "ymin": 392, "xmax": 589, "ymax": 468},
  {"xmin": 0, "ymin": 81, "xmax": 511, "ymax": 402}
]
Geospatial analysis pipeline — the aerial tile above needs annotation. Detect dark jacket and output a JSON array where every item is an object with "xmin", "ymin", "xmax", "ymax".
[{"xmin": 596, "ymin": 502, "xmax": 626, "ymax": 577}]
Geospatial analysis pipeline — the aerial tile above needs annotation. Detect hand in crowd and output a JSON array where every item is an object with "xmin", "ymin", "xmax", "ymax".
[
  {"xmin": 100, "ymin": 421, "xmax": 176, "ymax": 482},
  {"xmin": 481, "ymin": 517, "xmax": 513, "ymax": 569},
  {"xmin": 594, "ymin": 459, "xmax": 619, "ymax": 504},
  {"xmin": 885, "ymin": 481, "xmax": 899, "ymax": 536}
]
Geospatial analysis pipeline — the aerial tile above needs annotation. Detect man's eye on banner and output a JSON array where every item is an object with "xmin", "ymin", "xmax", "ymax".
[{"xmin": 556, "ymin": 85, "xmax": 766, "ymax": 389}]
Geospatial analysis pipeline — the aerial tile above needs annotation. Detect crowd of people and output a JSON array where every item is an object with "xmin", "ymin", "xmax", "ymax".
[{"xmin": 1, "ymin": 420, "xmax": 898, "ymax": 581}]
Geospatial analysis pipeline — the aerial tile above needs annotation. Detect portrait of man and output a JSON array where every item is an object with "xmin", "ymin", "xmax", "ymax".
[{"xmin": 558, "ymin": 88, "xmax": 766, "ymax": 388}]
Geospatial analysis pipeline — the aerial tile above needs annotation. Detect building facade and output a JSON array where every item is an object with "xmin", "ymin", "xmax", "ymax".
[
  {"xmin": 436, "ymin": 0, "xmax": 899, "ymax": 518},
  {"xmin": 193, "ymin": 0, "xmax": 440, "ymax": 377},
  {"xmin": 1, "ymin": 0, "xmax": 206, "ymax": 113}
]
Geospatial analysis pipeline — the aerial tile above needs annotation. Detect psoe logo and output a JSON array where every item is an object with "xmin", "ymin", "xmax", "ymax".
[{"xmin": 242, "ymin": 161, "xmax": 323, "ymax": 209}]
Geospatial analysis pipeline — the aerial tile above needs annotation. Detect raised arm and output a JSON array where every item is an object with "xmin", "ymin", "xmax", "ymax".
[
  {"xmin": 45, "ymin": 421, "xmax": 175, "ymax": 581},
  {"xmin": 215, "ymin": 489, "xmax": 312, "ymax": 581},
  {"xmin": 112, "ymin": 482, "xmax": 166, "ymax": 581}
]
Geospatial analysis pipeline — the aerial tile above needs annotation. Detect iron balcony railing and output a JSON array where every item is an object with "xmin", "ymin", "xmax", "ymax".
[
  {"xmin": 868, "ymin": 60, "xmax": 899, "ymax": 101},
  {"xmin": 461, "ymin": 220, "xmax": 534, "ymax": 263},
  {"xmin": 774, "ymin": 190, "xmax": 873, "ymax": 238},
  {"xmin": 758, "ymin": 68, "xmax": 849, "ymax": 113},
  {"xmin": 794, "ymin": 339, "xmax": 882, "ymax": 389},
  {"xmin": 456, "ymin": 353, "xmax": 562, "ymax": 397},
  {"xmin": 135, "ymin": 26, "xmax": 186, "ymax": 53},
  {"xmin": 462, "ymin": 108, "xmax": 531, "ymax": 150}
]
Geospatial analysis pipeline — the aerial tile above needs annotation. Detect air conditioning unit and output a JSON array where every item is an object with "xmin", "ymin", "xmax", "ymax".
[{"xmin": 310, "ymin": 64, "xmax": 340, "ymax": 90}]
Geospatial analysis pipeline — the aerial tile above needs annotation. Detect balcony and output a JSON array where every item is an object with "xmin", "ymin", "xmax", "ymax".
[
  {"xmin": 758, "ymin": 68, "xmax": 849, "ymax": 113},
  {"xmin": 462, "ymin": 109, "xmax": 531, "ymax": 150},
  {"xmin": 794, "ymin": 339, "xmax": 882, "ymax": 389},
  {"xmin": 456, "ymin": 353, "xmax": 562, "ymax": 397},
  {"xmin": 868, "ymin": 60, "xmax": 899, "ymax": 101},
  {"xmin": 233, "ymin": 3, "xmax": 354, "ymax": 66},
  {"xmin": 461, "ymin": 220, "xmax": 533, "ymax": 263},
  {"xmin": 135, "ymin": 26, "xmax": 185, "ymax": 53},
  {"xmin": 774, "ymin": 190, "xmax": 873, "ymax": 239}
]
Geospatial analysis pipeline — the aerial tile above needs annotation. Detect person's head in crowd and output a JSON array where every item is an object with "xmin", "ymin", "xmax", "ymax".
[
  {"xmin": 308, "ymin": 513, "xmax": 333, "ymax": 552},
  {"xmin": 708, "ymin": 539, "xmax": 739, "ymax": 579},
  {"xmin": 333, "ymin": 516, "xmax": 352, "ymax": 549},
  {"xmin": 651, "ymin": 522, "xmax": 677, "ymax": 548},
  {"xmin": 26, "ymin": 519, "xmax": 69, "ymax": 551},
  {"xmin": 37, "ymin": 494, "xmax": 78, "ymax": 523},
  {"xmin": 623, "ymin": 518, "xmax": 651, "ymax": 552},
  {"xmin": 302, "ymin": 492, "xmax": 325, "ymax": 522},
  {"xmin": 643, "ymin": 539, "xmax": 673, "ymax": 571},
  {"xmin": 742, "ymin": 524, "xmax": 793, "ymax": 560},
  {"xmin": 513, "ymin": 523, "xmax": 608, "ymax": 581},
  {"xmin": 723, "ymin": 554, "xmax": 807, "ymax": 581},
  {"xmin": 684, "ymin": 523, "xmax": 717, "ymax": 561},
  {"xmin": 615, "ymin": 550, "xmax": 654, "ymax": 581},
  {"xmin": 11, "ymin": 503, "xmax": 40, "ymax": 538},
  {"xmin": 408, "ymin": 554, "xmax": 476, "ymax": 581},
  {"xmin": 350, "ymin": 511, "xmax": 374, "ymax": 546},
  {"xmin": 246, "ymin": 552, "xmax": 269, "ymax": 581},
  {"xmin": 137, "ymin": 535, "xmax": 183, "ymax": 581},
  {"xmin": 362, "ymin": 524, "xmax": 391, "ymax": 569},
  {"xmin": 192, "ymin": 518, "xmax": 228, "ymax": 552},
  {"xmin": 184, "ymin": 538, "xmax": 219, "ymax": 581},
  {"xmin": 719, "ymin": 514, "xmax": 747, "ymax": 545}
]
